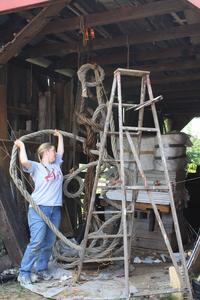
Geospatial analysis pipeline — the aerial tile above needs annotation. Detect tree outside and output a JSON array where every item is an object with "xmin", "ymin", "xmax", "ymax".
[{"xmin": 182, "ymin": 118, "xmax": 200, "ymax": 173}]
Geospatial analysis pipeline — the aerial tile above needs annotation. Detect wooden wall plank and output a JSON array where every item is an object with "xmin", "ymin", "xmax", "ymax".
[
  {"xmin": 0, "ymin": 169, "xmax": 26, "ymax": 265},
  {"xmin": 0, "ymin": 85, "xmax": 7, "ymax": 139}
]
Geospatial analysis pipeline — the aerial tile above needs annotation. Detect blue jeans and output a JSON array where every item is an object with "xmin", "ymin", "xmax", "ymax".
[{"xmin": 20, "ymin": 206, "xmax": 61, "ymax": 276}]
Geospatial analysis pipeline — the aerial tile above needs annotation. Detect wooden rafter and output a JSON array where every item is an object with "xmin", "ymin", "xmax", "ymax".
[
  {"xmin": 51, "ymin": 45, "xmax": 200, "ymax": 69},
  {"xmin": 99, "ymin": 57, "xmax": 200, "ymax": 79},
  {"xmin": 163, "ymin": 102, "xmax": 200, "ymax": 111},
  {"xmin": 122, "ymin": 72, "xmax": 200, "ymax": 86},
  {"xmin": 103, "ymin": 73, "xmax": 200, "ymax": 92},
  {"xmin": 40, "ymin": 0, "xmax": 189, "ymax": 36},
  {"xmin": 0, "ymin": 1, "xmax": 71, "ymax": 64},
  {"xmin": 102, "ymin": 58, "xmax": 200, "ymax": 78},
  {"xmin": 125, "ymin": 90, "xmax": 200, "ymax": 100},
  {"xmin": 131, "ymin": 58, "xmax": 200, "ymax": 73},
  {"xmin": 155, "ymin": 84, "xmax": 200, "ymax": 93},
  {"xmin": 0, "ymin": 0, "xmax": 67, "ymax": 15},
  {"xmin": 26, "ymin": 23, "xmax": 200, "ymax": 58}
]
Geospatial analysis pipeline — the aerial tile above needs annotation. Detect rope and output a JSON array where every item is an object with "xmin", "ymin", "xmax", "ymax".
[
  {"xmin": 9, "ymin": 130, "xmax": 85, "ymax": 252},
  {"xmin": 63, "ymin": 175, "xmax": 84, "ymax": 198},
  {"xmin": 9, "ymin": 63, "xmax": 136, "ymax": 268},
  {"xmin": 9, "ymin": 128, "xmax": 124, "ymax": 267},
  {"xmin": 51, "ymin": 64, "xmax": 125, "ymax": 266},
  {"xmin": 77, "ymin": 63, "xmax": 105, "ymax": 97},
  {"xmin": 76, "ymin": 112, "xmax": 103, "ymax": 132},
  {"xmin": 63, "ymin": 161, "xmax": 98, "ymax": 198}
]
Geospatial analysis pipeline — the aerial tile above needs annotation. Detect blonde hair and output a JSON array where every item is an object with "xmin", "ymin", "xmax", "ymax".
[{"xmin": 37, "ymin": 143, "xmax": 55, "ymax": 162}]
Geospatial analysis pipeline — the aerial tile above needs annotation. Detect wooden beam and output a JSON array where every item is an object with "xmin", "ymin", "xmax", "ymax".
[
  {"xmin": 83, "ymin": 23, "xmax": 200, "ymax": 52},
  {"xmin": 40, "ymin": 0, "xmax": 189, "ymax": 36},
  {"xmin": 107, "ymin": 73, "xmax": 200, "ymax": 90},
  {"xmin": 0, "ymin": 66, "xmax": 9, "ymax": 171},
  {"xmin": 0, "ymin": 1, "xmax": 70, "ymax": 64},
  {"xmin": 134, "ymin": 58, "xmax": 200, "ymax": 73},
  {"xmin": 162, "ymin": 90, "xmax": 200, "ymax": 100},
  {"xmin": 150, "ymin": 73, "xmax": 200, "ymax": 85},
  {"xmin": 125, "ymin": 90, "xmax": 200, "ymax": 101},
  {"xmin": 166, "ymin": 99, "xmax": 200, "ymax": 105},
  {"xmin": 104, "ymin": 58, "xmax": 200, "ymax": 75},
  {"xmin": 100, "ymin": 55, "xmax": 200, "ymax": 79},
  {"xmin": 154, "ymin": 84, "xmax": 200, "ymax": 93},
  {"xmin": 52, "ymin": 45, "xmax": 200, "ymax": 69},
  {"xmin": 0, "ymin": 0, "xmax": 67, "ymax": 15},
  {"xmin": 163, "ymin": 103, "xmax": 200, "ymax": 114},
  {"xmin": 135, "ymin": 45, "xmax": 200, "ymax": 62},
  {"xmin": 26, "ymin": 23, "xmax": 200, "ymax": 58}
]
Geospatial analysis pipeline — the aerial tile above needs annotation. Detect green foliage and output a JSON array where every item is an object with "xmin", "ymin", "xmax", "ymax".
[
  {"xmin": 182, "ymin": 118, "xmax": 200, "ymax": 170},
  {"xmin": 186, "ymin": 136, "xmax": 200, "ymax": 165}
]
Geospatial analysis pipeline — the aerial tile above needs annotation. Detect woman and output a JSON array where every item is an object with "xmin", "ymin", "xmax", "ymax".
[{"xmin": 15, "ymin": 130, "xmax": 64, "ymax": 285}]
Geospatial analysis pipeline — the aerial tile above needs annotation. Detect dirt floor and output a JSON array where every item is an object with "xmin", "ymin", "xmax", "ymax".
[
  {"xmin": 0, "ymin": 264, "xmax": 173, "ymax": 300},
  {"xmin": 0, "ymin": 282, "xmax": 47, "ymax": 300}
]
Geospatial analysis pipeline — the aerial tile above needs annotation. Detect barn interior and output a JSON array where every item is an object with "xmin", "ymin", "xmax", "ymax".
[{"xmin": 0, "ymin": 0, "xmax": 200, "ymax": 298}]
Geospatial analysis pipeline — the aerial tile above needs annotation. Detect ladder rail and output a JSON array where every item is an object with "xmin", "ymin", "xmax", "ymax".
[
  {"xmin": 77, "ymin": 67, "xmax": 192, "ymax": 300},
  {"xmin": 125, "ymin": 130, "xmax": 183, "ymax": 282},
  {"xmin": 128, "ymin": 75, "xmax": 147, "ymax": 257},
  {"xmin": 116, "ymin": 70, "xmax": 130, "ymax": 299},
  {"xmin": 146, "ymin": 75, "xmax": 193, "ymax": 299}
]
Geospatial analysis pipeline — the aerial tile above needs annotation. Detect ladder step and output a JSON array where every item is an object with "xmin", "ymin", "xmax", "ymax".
[
  {"xmin": 92, "ymin": 210, "xmax": 134, "ymax": 214},
  {"xmin": 102, "ymin": 159, "xmax": 136, "ymax": 163},
  {"xmin": 99, "ymin": 185, "xmax": 169, "ymax": 190},
  {"xmin": 107, "ymin": 131, "xmax": 139, "ymax": 136},
  {"xmin": 88, "ymin": 234, "xmax": 131, "ymax": 239},
  {"xmin": 112, "ymin": 103, "xmax": 138, "ymax": 108},
  {"xmin": 114, "ymin": 68, "xmax": 150, "ymax": 77},
  {"xmin": 134, "ymin": 95, "xmax": 163, "ymax": 111},
  {"xmin": 122, "ymin": 126, "xmax": 158, "ymax": 132},
  {"xmin": 83, "ymin": 257, "xmax": 125, "ymax": 263}
]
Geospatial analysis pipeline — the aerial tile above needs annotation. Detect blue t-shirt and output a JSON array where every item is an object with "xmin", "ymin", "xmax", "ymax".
[{"xmin": 24, "ymin": 154, "xmax": 63, "ymax": 206}]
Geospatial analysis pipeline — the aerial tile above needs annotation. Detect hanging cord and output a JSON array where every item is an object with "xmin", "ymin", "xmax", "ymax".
[
  {"xmin": 30, "ymin": 64, "xmax": 33, "ymax": 101},
  {"xmin": 72, "ymin": 46, "xmax": 83, "ymax": 170}
]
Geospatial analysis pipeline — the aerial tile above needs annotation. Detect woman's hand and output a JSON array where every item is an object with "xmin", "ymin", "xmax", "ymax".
[
  {"xmin": 54, "ymin": 129, "xmax": 62, "ymax": 137},
  {"xmin": 14, "ymin": 140, "xmax": 31, "ymax": 169},
  {"xmin": 14, "ymin": 140, "xmax": 24, "ymax": 149},
  {"xmin": 54, "ymin": 129, "xmax": 64, "ymax": 157}
]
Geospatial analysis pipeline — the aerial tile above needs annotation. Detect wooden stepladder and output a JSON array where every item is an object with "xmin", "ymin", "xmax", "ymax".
[{"xmin": 77, "ymin": 68, "xmax": 193, "ymax": 299}]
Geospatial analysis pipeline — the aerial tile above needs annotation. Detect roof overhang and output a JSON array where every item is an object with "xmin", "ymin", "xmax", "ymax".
[
  {"xmin": 187, "ymin": 0, "xmax": 200, "ymax": 9},
  {"xmin": 0, "ymin": 0, "xmax": 64, "ymax": 15}
]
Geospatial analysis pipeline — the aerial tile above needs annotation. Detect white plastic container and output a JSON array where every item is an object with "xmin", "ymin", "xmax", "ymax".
[
  {"xmin": 154, "ymin": 133, "xmax": 188, "ymax": 171},
  {"xmin": 117, "ymin": 136, "xmax": 155, "ymax": 171}
]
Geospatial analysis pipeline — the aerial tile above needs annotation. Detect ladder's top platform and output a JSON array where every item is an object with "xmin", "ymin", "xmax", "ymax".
[{"xmin": 114, "ymin": 68, "xmax": 150, "ymax": 77}]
